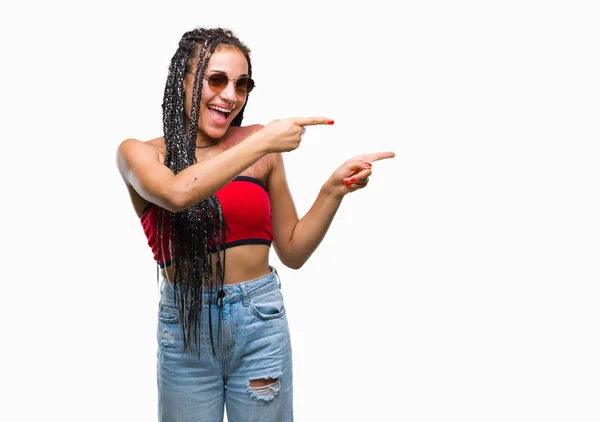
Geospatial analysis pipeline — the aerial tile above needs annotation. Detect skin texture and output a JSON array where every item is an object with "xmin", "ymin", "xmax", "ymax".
[{"xmin": 117, "ymin": 46, "xmax": 395, "ymax": 284}]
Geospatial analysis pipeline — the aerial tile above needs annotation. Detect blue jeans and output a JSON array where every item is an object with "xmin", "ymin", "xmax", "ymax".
[{"xmin": 157, "ymin": 267, "xmax": 293, "ymax": 421}]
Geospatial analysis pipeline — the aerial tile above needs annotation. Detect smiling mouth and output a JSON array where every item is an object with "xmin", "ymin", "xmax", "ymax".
[{"xmin": 207, "ymin": 104, "xmax": 233, "ymax": 125}]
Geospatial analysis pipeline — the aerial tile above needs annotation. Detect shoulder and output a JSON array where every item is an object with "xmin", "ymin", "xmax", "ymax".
[
  {"xmin": 116, "ymin": 137, "xmax": 164, "ymax": 178},
  {"xmin": 228, "ymin": 123, "xmax": 264, "ymax": 139},
  {"xmin": 247, "ymin": 123, "xmax": 265, "ymax": 132},
  {"xmin": 118, "ymin": 136, "xmax": 164, "ymax": 158},
  {"xmin": 223, "ymin": 124, "xmax": 264, "ymax": 149}
]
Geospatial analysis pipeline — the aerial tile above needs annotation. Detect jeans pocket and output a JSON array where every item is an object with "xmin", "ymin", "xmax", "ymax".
[
  {"xmin": 249, "ymin": 287, "xmax": 286, "ymax": 320},
  {"xmin": 158, "ymin": 304, "xmax": 179, "ymax": 322}
]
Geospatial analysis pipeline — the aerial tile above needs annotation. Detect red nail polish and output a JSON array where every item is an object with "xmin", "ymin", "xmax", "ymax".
[
  {"xmin": 350, "ymin": 177, "xmax": 356, "ymax": 182},
  {"xmin": 365, "ymin": 162, "xmax": 372, "ymax": 167},
  {"xmin": 328, "ymin": 120, "xmax": 335, "ymax": 125}
]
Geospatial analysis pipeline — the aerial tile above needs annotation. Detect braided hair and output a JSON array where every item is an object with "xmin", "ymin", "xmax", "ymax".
[{"xmin": 158, "ymin": 27, "xmax": 252, "ymax": 355}]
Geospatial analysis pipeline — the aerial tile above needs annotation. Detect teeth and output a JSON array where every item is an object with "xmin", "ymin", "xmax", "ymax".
[{"xmin": 208, "ymin": 105, "xmax": 232, "ymax": 113}]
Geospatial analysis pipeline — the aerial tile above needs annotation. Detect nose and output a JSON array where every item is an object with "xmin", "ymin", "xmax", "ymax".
[{"xmin": 219, "ymin": 80, "xmax": 237, "ymax": 103}]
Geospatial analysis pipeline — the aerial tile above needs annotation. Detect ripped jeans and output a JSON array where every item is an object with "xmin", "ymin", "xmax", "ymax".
[{"xmin": 157, "ymin": 267, "xmax": 293, "ymax": 422}]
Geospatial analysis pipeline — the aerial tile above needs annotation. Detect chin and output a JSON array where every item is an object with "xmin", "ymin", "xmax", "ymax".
[
  {"xmin": 200, "ymin": 113, "xmax": 234, "ymax": 138},
  {"xmin": 205, "ymin": 125, "xmax": 229, "ymax": 139}
]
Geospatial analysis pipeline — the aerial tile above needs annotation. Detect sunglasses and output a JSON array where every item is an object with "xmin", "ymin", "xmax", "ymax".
[{"xmin": 187, "ymin": 71, "xmax": 255, "ymax": 95}]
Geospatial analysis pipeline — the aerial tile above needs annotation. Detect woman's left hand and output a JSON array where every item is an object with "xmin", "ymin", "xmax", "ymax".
[{"xmin": 326, "ymin": 151, "xmax": 395, "ymax": 198}]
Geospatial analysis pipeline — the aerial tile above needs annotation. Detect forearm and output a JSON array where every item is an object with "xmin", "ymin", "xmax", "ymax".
[
  {"xmin": 271, "ymin": 150, "xmax": 394, "ymax": 269},
  {"xmin": 284, "ymin": 183, "xmax": 343, "ymax": 269},
  {"xmin": 170, "ymin": 134, "xmax": 266, "ymax": 211}
]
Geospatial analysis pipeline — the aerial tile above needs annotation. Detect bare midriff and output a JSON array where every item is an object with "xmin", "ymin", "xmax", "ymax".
[{"xmin": 160, "ymin": 243, "xmax": 272, "ymax": 285}]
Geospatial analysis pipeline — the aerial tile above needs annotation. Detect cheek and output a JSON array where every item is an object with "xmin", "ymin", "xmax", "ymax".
[
  {"xmin": 237, "ymin": 94, "xmax": 247, "ymax": 109},
  {"xmin": 192, "ymin": 92, "xmax": 210, "ymax": 112}
]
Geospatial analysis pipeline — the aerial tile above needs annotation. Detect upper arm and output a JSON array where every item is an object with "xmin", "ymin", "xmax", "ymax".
[
  {"xmin": 267, "ymin": 152, "xmax": 299, "ymax": 259},
  {"xmin": 116, "ymin": 138, "xmax": 180, "ymax": 212}
]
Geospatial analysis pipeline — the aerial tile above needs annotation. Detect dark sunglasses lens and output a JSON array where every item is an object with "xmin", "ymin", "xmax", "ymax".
[
  {"xmin": 235, "ymin": 77, "xmax": 254, "ymax": 94},
  {"xmin": 207, "ymin": 74, "xmax": 228, "ymax": 92},
  {"xmin": 246, "ymin": 78, "xmax": 255, "ymax": 93}
]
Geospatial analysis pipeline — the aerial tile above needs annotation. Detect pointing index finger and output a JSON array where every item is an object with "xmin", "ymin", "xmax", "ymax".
[
  {"xmin": 356, "ymin": 152, "xmax": 396, "ymax": 163},
  {"xmin": 293, "ymin": 117, "xmax": 335, "ymax": 126}
]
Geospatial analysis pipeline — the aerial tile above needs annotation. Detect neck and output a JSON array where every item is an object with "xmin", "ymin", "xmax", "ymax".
[{"xmin": 196, "ymin": 136, "xmax": 223, "ymax": 149}]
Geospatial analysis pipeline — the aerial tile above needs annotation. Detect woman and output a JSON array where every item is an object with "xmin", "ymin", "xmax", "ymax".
[{"xmin": 116, "ymin": 27, "xmax": 394, "ymax": 421}]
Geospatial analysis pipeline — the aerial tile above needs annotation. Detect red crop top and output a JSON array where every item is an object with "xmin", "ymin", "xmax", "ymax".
[{"xmin": 140, "ymin": 176, "xmax": 273, "ymax": 268}]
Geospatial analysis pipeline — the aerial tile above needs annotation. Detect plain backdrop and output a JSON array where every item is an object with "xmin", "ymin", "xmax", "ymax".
[{"xmin": 2, "ymin": 0, "xmax": 599, "ymax": 421}]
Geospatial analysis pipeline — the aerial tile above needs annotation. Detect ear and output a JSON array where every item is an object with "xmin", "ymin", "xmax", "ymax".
[{"xmin": 182, "ymin": 73, "xmax": 191, "ymax": 94}]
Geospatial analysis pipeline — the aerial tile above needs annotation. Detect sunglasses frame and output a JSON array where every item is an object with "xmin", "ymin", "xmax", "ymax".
[{"xmin": 186, "ymin": 70, "xmax": 255, "ymax": 95}]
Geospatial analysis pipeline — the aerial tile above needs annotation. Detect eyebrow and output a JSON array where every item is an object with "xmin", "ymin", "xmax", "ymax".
[{"xmin": 207, "ymin": 70, "xmax": 249, "ymax": 77}]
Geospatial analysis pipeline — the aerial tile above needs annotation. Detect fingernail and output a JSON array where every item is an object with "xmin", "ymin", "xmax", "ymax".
[
  {"xmin": 328, "ymin": 120, "xmax": 335, "ymax": 125},
  {"xmin": 350, "ymin": 177, "xmax": 356, "ymax": 182},
  {"xmin": 364, "ymin": 162, "xmax": 372, "ymax": 167}
]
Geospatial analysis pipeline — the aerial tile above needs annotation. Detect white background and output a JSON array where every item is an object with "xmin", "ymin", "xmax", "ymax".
[{"xmin": 2, "ymin": 0, "xmax": 599, "ymax": 421}]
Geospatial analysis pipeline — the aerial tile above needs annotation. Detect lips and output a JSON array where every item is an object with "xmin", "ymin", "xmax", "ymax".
[{"xmin": 207, "ymin": 104, "xmax": 233, "ymax": 125}]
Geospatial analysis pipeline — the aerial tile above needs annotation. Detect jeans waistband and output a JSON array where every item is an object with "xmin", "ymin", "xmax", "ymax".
[{"xmin": 159, "ymin": 266, "xmax": 281, "ymax": 305}]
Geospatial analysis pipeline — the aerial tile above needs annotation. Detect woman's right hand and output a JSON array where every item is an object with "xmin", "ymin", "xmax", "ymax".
[{"xmin": 256, "ymin": 117, "xmax": 334, "ymax": 153}]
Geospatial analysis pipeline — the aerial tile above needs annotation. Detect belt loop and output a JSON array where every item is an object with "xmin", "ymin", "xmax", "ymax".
[
  {"xmin": 240, "ymin": 283, "xmax": 249, "ymax": 306},
  {"xmin": 273, "ymin": 266, "xmax": 281, "ymax": 289}
]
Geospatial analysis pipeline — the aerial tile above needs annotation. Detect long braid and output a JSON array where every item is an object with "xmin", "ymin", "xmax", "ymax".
[{"xmin": 158, "ymin": 27, "xmax": 252, "ymax": 355}]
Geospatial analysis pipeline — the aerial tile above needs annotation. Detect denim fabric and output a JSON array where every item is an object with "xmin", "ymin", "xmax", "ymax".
[{"xmin": 157, "ymin": 267, "xmax": 293, "ymax": 421}]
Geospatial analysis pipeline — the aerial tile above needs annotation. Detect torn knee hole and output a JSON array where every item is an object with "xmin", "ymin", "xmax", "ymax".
[
  {"xmin": 247, "ymin": 378, "xmax": 281, "ymax": 401},
  {"xmin": 249, "ymin": 378, "xmax": 279, "ymax": 388}
]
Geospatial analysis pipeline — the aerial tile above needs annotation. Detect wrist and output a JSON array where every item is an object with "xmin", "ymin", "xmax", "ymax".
[
  {"xmin": 244, "ymin": 130, "xmax": 270, "ymax": 157},
  {"xmin": 321, "ymin": 177, "xmax": 345, "ymax": 202}
]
